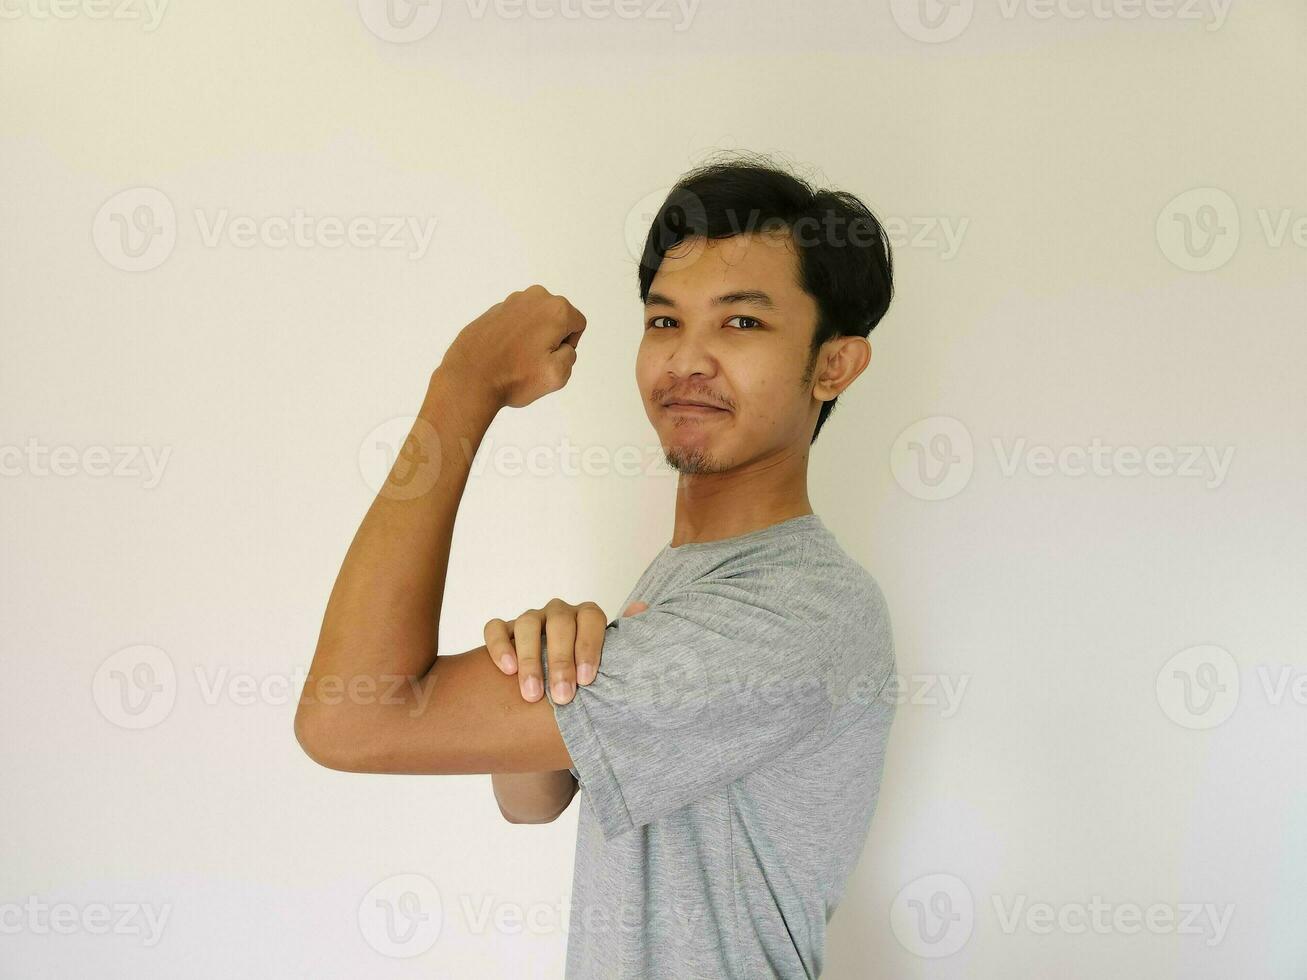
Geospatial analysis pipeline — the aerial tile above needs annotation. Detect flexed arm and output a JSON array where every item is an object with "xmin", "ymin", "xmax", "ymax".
[{"xmin": 293, "ymin": 286, "xmax": 587, "ymax": 774}]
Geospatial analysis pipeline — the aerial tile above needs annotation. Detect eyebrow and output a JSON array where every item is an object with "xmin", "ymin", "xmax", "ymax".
[{"xmin": 644, "ymin": 289, "xmax": 780, "ymax": 312}]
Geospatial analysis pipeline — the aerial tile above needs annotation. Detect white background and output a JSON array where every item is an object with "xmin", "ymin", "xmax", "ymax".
[{"xmin": 2, "ymin": 1, "xmax": 1305, "ymax": 976}]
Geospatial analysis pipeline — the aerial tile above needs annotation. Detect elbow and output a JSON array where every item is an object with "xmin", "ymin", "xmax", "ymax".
[
  {"xmin": 294, "ymin": 705, "xmax": 361, "ymax": 772},
  {"xmin": 499, "ymin": 808, "xmax": 561, "ymax": 826},
  {"xmin": 495, "ymin": 790, "xmax": 575, "ymax": 826}
]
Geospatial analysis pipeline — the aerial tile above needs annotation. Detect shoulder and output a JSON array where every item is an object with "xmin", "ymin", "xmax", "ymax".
[
  {"xmin": 669, "ymin": 528, "xmax": 890, "ymax": 641},
  {"xmin": 791, "ymin": 532, "xmax": 891, "ymax": 630}
]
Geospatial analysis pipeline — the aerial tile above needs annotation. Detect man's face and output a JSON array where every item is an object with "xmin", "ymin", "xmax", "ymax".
[{"xmin": 638, "ymin": 230, "xmax": 823, "ymax": 475}]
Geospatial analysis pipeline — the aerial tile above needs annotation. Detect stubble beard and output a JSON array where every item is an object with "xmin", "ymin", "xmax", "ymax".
[{"xmin": 663, "ymin": 445, "xmax": 730, "ymax": 475}]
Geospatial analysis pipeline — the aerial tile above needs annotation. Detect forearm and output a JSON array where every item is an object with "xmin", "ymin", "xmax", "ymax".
[
  {"xmin": 492, "ymin": 770, "xmax": 578, "ymax": 823},
  {"xmin": 297, "ymin": 360, "xmax": 501, "ymax": 724}
]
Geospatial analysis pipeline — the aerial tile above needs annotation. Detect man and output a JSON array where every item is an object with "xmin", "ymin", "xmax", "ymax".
[{"xmin": 295, "ymin": 155, "xmax": 897, "ymax": 978}]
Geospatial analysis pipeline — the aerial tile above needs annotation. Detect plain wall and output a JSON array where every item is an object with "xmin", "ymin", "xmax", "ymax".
[{"xmin": 2, "ymin": 1, "xmax": 1305, "ymax": 976}]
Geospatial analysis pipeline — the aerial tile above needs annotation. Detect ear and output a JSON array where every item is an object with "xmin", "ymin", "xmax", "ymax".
[{"xmin": 812, "ymin": 336, "xmax": 872, "ymax": 403}]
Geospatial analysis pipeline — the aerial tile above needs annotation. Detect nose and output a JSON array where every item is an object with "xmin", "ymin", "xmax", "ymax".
[{"xmin": 662, "ymin": 322, "xmax": 719, "ymax": 384}]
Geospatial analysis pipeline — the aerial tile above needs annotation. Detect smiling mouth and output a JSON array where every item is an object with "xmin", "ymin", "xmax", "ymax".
[{"xmin": 663, "ymin": 402, "xmax": 728, "ymax": 415}]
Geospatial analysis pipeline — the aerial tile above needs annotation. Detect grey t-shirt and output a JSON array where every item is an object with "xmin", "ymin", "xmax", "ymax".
[{"xmin": 540, "ymin": 513, "xmax": 897, "ymax": 979}]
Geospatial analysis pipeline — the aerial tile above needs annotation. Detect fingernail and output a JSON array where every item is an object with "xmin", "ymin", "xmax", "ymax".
[
  {"xmin": 552, "ymin": 681, "xmax": 574, "ymax": 704},
  {"xmin": 577, "ymin": 663, "xmax": 595, "ymax": 685},
  {"xmin": 499, "ymin": 653, "xmax": 515, "ymax": 673},
  {"xmin": 523, "ymin": 676, "xmax": 542, "ymax": 700}
]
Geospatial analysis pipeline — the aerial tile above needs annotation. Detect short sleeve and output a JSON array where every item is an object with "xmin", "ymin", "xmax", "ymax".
[{"xmin": 540, "ymin": 585, "xmax": 837, "ymax": 841}]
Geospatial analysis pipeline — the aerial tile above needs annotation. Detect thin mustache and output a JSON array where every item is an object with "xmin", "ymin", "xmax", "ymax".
[{"xmin": 655, "ymin": 389, "xmax": 733, "ymax": 411}]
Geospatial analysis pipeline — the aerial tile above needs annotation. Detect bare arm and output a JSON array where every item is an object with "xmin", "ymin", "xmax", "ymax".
[
  {"xmin": 294, "ymin": 286, "xmax": 587, "ymax": 773},
  {"xmin": 491, "ymin": 771, "xmax": 578, "ymax": 824}
]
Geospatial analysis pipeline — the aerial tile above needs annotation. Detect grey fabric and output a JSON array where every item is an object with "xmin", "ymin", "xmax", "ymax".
[{"xmin": 541, "ymin": 513, "xmax": 896, "ymax": 979}]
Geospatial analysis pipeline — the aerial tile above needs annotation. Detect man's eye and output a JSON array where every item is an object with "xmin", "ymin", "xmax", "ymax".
[{"xmin": 647, "ymin": 315, "xmax": 762, "ymax": 330}]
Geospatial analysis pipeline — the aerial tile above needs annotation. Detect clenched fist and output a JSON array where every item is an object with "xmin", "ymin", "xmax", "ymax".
[{"xmin": 441, "ymin": 284, "xmax": 587, "ymax": 409}]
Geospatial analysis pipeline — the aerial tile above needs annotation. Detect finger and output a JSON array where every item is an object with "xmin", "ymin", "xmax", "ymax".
[
  {"xmin": 483, "ymin": 618, "xmax": 518, "ymax": 675},
  {"xmin": 552, "ymin": 338, "xmax": 579, "ymax": 364},
  {"xmin": 621, "ymin": 601, "xmax": 649, "ymax": 617},
  {"xmin": 570, "ymin": 304, "xmax": 587, "ymax": 337},
  {"xmin": 543, "ymin": 598, "xmax": 579, "ymax": 705},
  {"xmin": 511, "ymin": 609, "xmax": 546, "ymax": 702},
  {"xmin": 558, "ymin": 295, "xmax": 586, "ymax": 353},
  {"xmin": 573, "ymin": 601, "xmax": 608, "ymax": 687}
]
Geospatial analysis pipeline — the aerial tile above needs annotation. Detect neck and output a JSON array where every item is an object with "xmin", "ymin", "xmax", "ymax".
[{"xmin": 668, "ymin": 447, "xmax": 813, "ymax": 548}]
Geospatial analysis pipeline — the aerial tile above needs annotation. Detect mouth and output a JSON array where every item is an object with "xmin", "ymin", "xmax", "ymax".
[{"xmin": 662, "ymin": 401, "xmax": 729, "ymax": 416}]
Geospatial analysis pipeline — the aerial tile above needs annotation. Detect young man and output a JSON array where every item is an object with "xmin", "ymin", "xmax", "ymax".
[{"xmin": 295, "ymin": 156, "xmax": 897, "ymax": 978}]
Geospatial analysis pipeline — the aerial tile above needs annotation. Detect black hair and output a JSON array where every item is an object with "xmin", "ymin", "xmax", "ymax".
[{"xmin": 636, "ymin": 152, "xmax": 894, "ymax": 445}]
